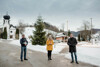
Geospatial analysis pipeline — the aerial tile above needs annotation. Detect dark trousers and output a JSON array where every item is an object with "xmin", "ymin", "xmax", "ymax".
[
  {"xmin": 47, "ymin": 51, "xmax": 52, "ymax": 59},
  {"xmin": 71, "ymin": 52, "xmax": 77, "ymax": 62},
  {"xmin": 20, "ymin": 46, "xmax": 27, "ymax": 60}
]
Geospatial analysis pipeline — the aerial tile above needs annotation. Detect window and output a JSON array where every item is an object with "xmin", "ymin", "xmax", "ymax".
[{"xmin": 10, "ymin": 31, "xmax": 12, "ymax": 33}]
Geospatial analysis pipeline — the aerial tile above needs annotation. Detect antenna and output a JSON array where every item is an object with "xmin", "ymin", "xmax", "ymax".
[{"xmin": 39, "ymin": 13, "xmax": 41, "ymax": 16}]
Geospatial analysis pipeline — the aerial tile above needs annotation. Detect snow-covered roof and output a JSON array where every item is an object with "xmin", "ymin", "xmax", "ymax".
[
  {"xmin": 44, "ymin": 29, "xmax": 57, "ymax": 35},
  {"xmin": 10, "ymin": 26, "xmax": 16, "ymax": 30},
  {"xmin": 56, "ymin": 32, "xmax": 66, "ymax": 37}
]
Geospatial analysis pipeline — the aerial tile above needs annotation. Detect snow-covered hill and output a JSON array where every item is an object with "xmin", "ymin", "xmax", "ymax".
[{"xmin": 22, "ymin": 27, "xmax": 57, "ymax": 40}]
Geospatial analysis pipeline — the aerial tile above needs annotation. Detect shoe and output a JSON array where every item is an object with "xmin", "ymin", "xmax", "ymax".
[
  {"xmin": 76, "ymin": 62, "xmax": 79, "ymax": 64},
  {"xmin": 48, "ymin": 59, "xmax": 50, "ymax": 61},
  {"xmin": 21, "ymin": 60, "xmax": 23, "ymax": 62},
  {"xmin": 48, "ymin": 58, "xmax": 51, "ymax": 61},
  {"xmin": 24, "ymin": 58, "xmax": 28, "ymax": 60},
  {"xmin": 70, "ymin": 61, "xmax": 74, "ymax": 63},
  {"xmin": 50, "ymin": 58, "xmax": 52, "ymax": 60}
]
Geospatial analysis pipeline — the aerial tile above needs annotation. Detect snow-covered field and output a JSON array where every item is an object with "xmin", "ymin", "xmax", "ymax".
[
  {"xmin": 78, "ymin": 41, "xmax": 100, "ymax": 48},
  {"xmin": 66, "ymin": 42, "xmax": 100, "ymax": 66},
  {"xmin": 9, "ymin": 40, "xmax": 67, "ymax": 54},
  {"xmin": 78, "ymin": 41, "xmax": 92, "ymax": 47}
]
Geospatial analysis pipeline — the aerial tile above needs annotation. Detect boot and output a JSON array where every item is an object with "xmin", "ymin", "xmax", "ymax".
[
  {"xmin": 76, "ymin": 61, "xmax": 79, "ymax": 64},
  {"xmin": 70, "ymin": 61, "xmax": 74, "ymax": 63}
]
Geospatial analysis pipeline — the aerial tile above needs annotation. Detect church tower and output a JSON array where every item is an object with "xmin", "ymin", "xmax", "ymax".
[{"xmin": 3, "ymin": 12, "xmax": 10, "ymax": 39}]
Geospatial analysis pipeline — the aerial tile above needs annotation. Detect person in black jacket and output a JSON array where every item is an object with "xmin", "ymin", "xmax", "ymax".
[
  {"xmin": 20, "ymin": 34, "xmax": 28, "ymax": 62},
  {"xmin": 67, "ymin": 34, "xmax": 79, "ymax": 64}
]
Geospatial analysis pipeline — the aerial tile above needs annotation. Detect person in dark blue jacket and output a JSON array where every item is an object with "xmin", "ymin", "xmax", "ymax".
[
  {"xmin": 67, "ymin": 34, "xmax": 79, "ymax": 64},
  {"xmin": 20, "ymin": 34, "xmax": 28, "ymax": 61}
]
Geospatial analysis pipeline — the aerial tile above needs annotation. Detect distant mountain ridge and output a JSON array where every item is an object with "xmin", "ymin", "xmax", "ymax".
[
  {"xmin": 70, "ymin": 28, "xmax": 100, "ymax": 37},
  {"xmin": 92, "ymin": 29, "xmax": 100, "ymax": 32},
  {"xmin": 70, "ymin": 31, "xmax": 80, "ymax": 37}
]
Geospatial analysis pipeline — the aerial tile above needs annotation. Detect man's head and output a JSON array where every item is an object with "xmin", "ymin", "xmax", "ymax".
[
  {"xmin": 22, "ymin": 34, "xmax": 25, "ymax": 38},
  {"xmin": 70, "ymin": 33, "xmax": 73, "ymax": 38}
]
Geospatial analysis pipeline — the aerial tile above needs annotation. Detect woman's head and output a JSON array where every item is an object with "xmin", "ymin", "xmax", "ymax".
[{"xmin": 48, "ymin": 35, "xmax": 52, "ymax": 40}]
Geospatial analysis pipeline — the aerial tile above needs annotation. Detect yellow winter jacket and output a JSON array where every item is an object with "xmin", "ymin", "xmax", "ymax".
[{"xmin": 46, "ymin": 40, "xmax": 54, "ymax": 50}]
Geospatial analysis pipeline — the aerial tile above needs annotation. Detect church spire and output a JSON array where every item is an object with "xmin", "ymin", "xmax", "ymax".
[{"xmin": 6, "ymin": 11, "xmax": 8, "ymax": 15}]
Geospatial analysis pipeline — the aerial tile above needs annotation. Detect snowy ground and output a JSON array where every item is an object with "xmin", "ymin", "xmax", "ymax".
[
  {"xmin": 9, "ymin": 40, "xmax": 100, "ymax": 66},
  {"xmin": 0, "ymin": 39, "xmax": 100, "ymax": 66},
  {"xmin": 9, "ymin": 40, "xmax": 67, "ymax": 54},
  {"xmin": 0, "ymin": 40, "xmax": 2, "ymax": 42},
  {"xmin": 66, "ymin": 41, "xmax": 100, "ymax": 66},
  {"xmin": 78, "ymin": 41, "xmax": 100, "ymax": 48}
]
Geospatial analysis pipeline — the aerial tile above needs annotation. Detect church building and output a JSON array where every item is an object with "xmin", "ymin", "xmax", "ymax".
[{"xmin": 0, "ymin": 13, "xmax": 16, "ymax": 39}]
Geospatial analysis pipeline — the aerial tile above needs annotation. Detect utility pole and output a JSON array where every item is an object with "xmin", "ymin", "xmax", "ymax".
[
  {"xmin": 90, "ymin": 18, "xmax": 93, "ymax": 45},
  {"xmin": 63, "ymin": 23, "xmax": 64, "ymax": 32},
  {"xmin": 90, "ymin": 18, "xmax": 92, "ymax": 36}
]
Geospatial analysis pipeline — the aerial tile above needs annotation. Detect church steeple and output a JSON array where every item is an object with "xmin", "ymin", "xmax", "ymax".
[
  {"xmin": 3, "ymin": 12, "xmax": 10, "ymax": 20},
  {"xmin": 3, "ymin": 12, "xmax": 10, "ymax": 25},
  {"xmin": 6, "ymin": 11, "xmax": 8, "ymax": 15}
]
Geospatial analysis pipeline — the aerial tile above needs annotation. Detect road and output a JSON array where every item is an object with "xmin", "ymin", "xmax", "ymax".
[{"xmin": 0, "ymin": 40, "xmax": 98, "ymax": 67}]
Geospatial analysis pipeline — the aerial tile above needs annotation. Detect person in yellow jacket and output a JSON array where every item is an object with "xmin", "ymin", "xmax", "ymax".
[{"xmin": 46, "ymin": 35, "xmax": 54, "ymax": 60}]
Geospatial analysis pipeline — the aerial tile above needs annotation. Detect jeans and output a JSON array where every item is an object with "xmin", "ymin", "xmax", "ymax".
[
  {"xmin": 20, "ymin": 46, "xmax": 27, "ymax": 60},
  {"xmin": 47, "ymin": 51, "xmax": 52, "ymax": 59},
  {"xmin": 71, "ymin": 52, "xmax": 77, "ymax": 62}
]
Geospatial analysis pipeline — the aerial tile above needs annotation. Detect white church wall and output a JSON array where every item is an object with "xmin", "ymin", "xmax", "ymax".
[{"xmin": 10, "ymin": 29, "xmax": 16, "ymax": 39}]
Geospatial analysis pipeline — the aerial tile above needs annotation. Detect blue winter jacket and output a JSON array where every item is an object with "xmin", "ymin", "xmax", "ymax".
[{"xmin": 20, "ymin": 38, "xmax": 28, "ymax": 47}]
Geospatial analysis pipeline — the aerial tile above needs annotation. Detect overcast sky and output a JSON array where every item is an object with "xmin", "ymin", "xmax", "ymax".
[{"xmin": 0, "ymin": 0, "xmax": 100, "ymax": 31}]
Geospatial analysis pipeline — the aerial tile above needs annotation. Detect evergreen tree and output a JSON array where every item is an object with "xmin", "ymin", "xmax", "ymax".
[
  {"xmin": 3, "ymin": 27, "xmax": 7, "ymax": 39},
  {"xmin": 31, "ymin": 16, "xmax": 46, "ymax": 45},
  {"xmin": 68, "ymin": 30, "xmax": 71, "ymax": 36},
  {"xmin": 16, "ymin": 28, "xmax": 19, "ymax": 39}
]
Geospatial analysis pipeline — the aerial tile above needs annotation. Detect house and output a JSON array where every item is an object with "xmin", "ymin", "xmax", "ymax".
[{"xmin": 56, "ymin": 32, "xmax": 67, "ymax": 42}]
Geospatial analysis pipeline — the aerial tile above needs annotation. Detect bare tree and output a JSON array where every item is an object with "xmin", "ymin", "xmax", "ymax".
[
  {"xmin": 17, "ymin": 20, "xmax": 26, "ymax": 34},
  {"xmin": 78, "ymin": 21, "xmax": 93, "ymax": 41},
  {"xmin": 81, "ymin": 21, "xmax": 91, "ymax": 30}
]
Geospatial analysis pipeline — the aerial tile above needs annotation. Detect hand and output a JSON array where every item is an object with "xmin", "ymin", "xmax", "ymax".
[
  {"xmin": 25, "ymin": 44, "xmax": 27, "ymax": 46},
  {"xmin": 49, "ymin": 43, "xmax": 52, "ymax": 45}
]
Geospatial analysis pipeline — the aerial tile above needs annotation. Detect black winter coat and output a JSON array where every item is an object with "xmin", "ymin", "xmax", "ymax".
[{"xmin": 67, "ymin": 37, "xmax": 77, "ymax": 52}]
